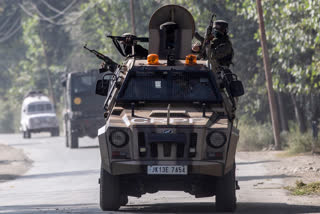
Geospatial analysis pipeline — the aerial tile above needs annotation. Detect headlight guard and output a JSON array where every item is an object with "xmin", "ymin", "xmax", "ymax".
[
  {"xmin": 206, "ymin": 131, "xmax": 227, "ymax": 148},
  {"xmin": 109, "ymin": 130, "xmax": 129, "ymax": 148}
]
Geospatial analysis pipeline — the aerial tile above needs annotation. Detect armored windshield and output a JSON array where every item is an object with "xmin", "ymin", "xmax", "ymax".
[
  {"xmin": 117, "ymin": 69, "xmax": 222, "ymax": 103},
  {"xmin": 71, "ymin": 74, "xmax": 96, "ymax": 95},
  {"xmin": 69, "ymin": 71, "xmax": 106, "ymax": 113}
]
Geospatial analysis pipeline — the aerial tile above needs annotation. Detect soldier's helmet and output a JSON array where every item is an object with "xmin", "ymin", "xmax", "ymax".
[
  {"xmin": 122, "ymin": 32, "xmax": 136, "ymax": 37},
  {"xmin": 214, "ymin": 20, "xmax": 229, "ymax": 34},
  {"xmin": 121, "ymin": 32, "xmax": 137, "ymax": 45}
]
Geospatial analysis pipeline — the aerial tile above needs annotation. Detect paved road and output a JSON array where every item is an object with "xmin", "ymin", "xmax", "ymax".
[{"xmin": 0, "ymin": 134, "xmax": 320, "ymax": 214}]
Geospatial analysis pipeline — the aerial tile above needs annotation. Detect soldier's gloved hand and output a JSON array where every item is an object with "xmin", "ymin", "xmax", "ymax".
[
  {"xmin": 192, "ymin": 42, "xmax": 201, "ymax": 53},
  {"xmin": 208, "ymin": 33, "xmax": 214, "ymax": 40}
]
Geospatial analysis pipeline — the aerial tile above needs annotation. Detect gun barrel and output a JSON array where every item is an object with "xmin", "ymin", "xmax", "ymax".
[
  {"xmin": 198, "ymin": 13, "xmax": 216, "ymax": 59},
  {"xmin": 106, "ymin": 35, "xmax": 149, "ymax": 43},
  {"xmin": 83, "ymin": 44, "xmax": 93, "ymax": 52},
  {"xmin": 211, "ymin": 13, "xmax": 216, "ymax": 21},
  {"xmin": 83, "ymin": 44, "xmax": 118, "ymax": 71}
]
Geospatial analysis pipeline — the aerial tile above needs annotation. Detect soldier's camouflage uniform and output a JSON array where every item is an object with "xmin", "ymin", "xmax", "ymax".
[{"xmin": 208, "ymin": 36, "xmax": 233, "ymax": 68}]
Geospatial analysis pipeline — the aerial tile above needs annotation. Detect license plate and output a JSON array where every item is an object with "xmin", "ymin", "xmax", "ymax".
[{"xmin": 147, "ymin": 165, "xmax": 187, "ymax": 175}]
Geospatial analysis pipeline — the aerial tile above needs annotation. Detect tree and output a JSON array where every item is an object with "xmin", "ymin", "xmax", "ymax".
[{"xmin": 236, "ymin": 0, "xmax": 320, "ymax": 132}]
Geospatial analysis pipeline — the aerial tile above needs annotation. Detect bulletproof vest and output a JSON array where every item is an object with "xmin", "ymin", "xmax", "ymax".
[{"xmin": 211, "ymin": 37, "xmax": 234, "ymax": 66}]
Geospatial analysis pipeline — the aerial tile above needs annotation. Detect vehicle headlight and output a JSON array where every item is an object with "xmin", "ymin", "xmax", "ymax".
[
  {"xmin": 54, "ymin": 118, "xmax": 59, "ymax": 125},
  {"xmin": 71, "ymin": 111, "xmax": 82, "ymax": 118},
  {"xmin": 31, "ymin": 118, "xmax": 39, "ymax": 125},
  {"xmin": 206, "ymin": 131, "xmax": 227, "ymax": 148},
  {"xmin": 109, "ymin": 130, "xmax": 128, "ymax": 147},
  {"xmin": 48, "ymin": 117, "xmax": 57, "ymax": 125},
  {"xmin": 73, "ymin": 111, "xmax": 82, "ymax": 116},
  {"xmin": 29, "ymin": 119, "xmax": 35, "ymax": 127}
]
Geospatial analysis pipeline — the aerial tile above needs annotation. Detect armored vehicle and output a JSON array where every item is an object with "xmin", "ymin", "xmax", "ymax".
[
  {"xmin": 90, "ymin": 5, "xmax": 244, "ymax": 212},
  {"xmin": 61, "ymin": 69, "xmax": 106, "ymax": 148},
  {"xmin": 20, "ymin": 91, "xmax": 59, "ymax": 138}
]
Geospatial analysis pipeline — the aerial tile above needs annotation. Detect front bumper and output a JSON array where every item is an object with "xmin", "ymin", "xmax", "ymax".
[
  {"xmin": 108, "ymin": 160, "xmax": 224, "ymax": 176},
  {"xmin": 71, "ymin": 117, "xmax": 105, "ymax": 137},
  {"xmin": 29, "ymin": 126, "xmax": 59, "ymax": 133}
]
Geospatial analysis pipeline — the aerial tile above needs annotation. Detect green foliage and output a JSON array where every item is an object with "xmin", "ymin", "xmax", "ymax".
[
  {"xmin": 236, "ymin": 0, "xmax": 320, "ymax": 95},
  {"xmin": 0, "ymin": 1, "xmax": 75, "ymax": 132},
  {"xmin": 237, "ymin": 119, "xmax": 274, "ymax": 151},
  {"xmin": 0, "ymin": 102, "xmax": 15, "ymax": 133},
  {"xmin": 238, "ymin": 120, "xmax": 317, "ymax": 153},
  {"xmin": 285, "ymin": 180, "xmax": 320, "ymax": 195},
  {"xmin": 284, "ymin": 130, "xmax": 313, "ymax": 154},
  {"xmin": 1, "ymin": 0, "xmax": 319, "ymax": 136}
]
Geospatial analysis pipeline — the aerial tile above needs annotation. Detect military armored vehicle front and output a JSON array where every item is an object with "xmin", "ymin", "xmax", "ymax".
[{"xmin": 92, "ymin": 5, "xmax": 244, "ymax": 212}]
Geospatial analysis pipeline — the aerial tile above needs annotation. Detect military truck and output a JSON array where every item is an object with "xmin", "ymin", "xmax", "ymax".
[
  {"xmin": 88, "ymin": 5, "xmax": 244, "ymax": 212},
  {"xmin": 61, "ymin": 69, "xmax": 106, "ymax": 148},
  {"xmin": 20, "ymin": 91, "xmax": 59, "ymax": 138}
]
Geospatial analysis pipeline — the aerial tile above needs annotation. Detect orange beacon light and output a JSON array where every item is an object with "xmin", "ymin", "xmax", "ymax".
[{"xmin": 147, "ymin": 54, "xmax": 160, "ymax": 65}]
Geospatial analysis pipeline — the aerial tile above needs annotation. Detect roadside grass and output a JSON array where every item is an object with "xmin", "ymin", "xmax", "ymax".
[
  {"xmin": 283, "ymin": 131, "xmax": 314, "ymax": 155},
  {"xmin": 237, "ymin": 120, "xmax": 320, "ymax": 155},
  {"xmin": 238, "ymin": 120, "xmax": 274, "ymax": 151},
  {"xmin": 275, "ymin": 151, "xmax": 299, "ymax": 158},
  {"xmin": 285, "ymin": 180, "xmax": 320, "ymax": 195}
]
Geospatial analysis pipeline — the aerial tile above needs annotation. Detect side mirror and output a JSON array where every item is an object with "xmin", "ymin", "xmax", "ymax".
[
  {"xmin": 96, "ymin": 79, "xmax": 110, "ymax": 96},
  {"xmin": 230, "ymin": 80, "xmax": 244, "ymax": 97},
  {"xmin": 96, "ymin": 72, "xmax": 115, "ymax": 96}
]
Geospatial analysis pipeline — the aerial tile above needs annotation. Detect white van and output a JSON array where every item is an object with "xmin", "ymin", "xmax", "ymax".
[{"xmin": 20, "ymin": 91, "xmax": 59, "ymax": 138}]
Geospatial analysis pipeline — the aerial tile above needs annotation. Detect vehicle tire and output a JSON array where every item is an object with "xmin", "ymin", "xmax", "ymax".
[
  {"xmin": 70, "ymin": 132, "xmax": 78, "ymax": 148},
  {"xmin": 25, "ymin": 130, "xmax": 31, "ymax": 139},
  {"xmin": 100, "ymin": 165, "xmax": 121, "ymax": 211},
  {"xmin": 215, "ymin": 164, "xmax": 236, "ymax": 212},
  {"xmin": 23, "ymin": 131, "xmax": 26, "ymax": 139},
  {"xmin": 51, "ymin": 128, "xmax": 59, "ymax": 137},
  {"xmin": 70, "ymin": 132, "xmax": 79, "ymax": 149},
  {"xmin": 65, "ymin": 121, "xmax": 69, "ymax": 147},
  {"xmin": 55, "ymin": 128, "xmax": 60, "ymax": 136},
  {"xmin": 120, "ymin": 194, "xmax": 128, "ymax": 206},
  {"xmin": 67, "ymin": 120, "xmax": 78, "ymax": 148}
]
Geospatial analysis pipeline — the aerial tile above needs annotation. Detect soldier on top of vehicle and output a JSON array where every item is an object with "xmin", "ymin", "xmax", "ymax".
[
  {"xmin": 192, "ymin": 20, "xmax": 234, "ymax": 67},
  {"xmin": 121, "ymin": 33, "xmax": 148, "ymax": 58}
]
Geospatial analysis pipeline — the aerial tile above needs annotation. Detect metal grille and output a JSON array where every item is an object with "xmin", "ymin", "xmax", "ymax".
[{"xmin": 137, "ymin": 129, "xmax": 198, "ymax": 160}]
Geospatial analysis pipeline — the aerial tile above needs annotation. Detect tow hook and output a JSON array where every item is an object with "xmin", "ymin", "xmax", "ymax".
[{"xmin": 236, "ymin": 180, "xmax": 240, "ymax": 190}]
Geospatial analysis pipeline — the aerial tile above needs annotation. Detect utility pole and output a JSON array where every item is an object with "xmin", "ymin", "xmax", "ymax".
[
  {"xmin": 39, "ymin": 27, "xmax": 56, "ymax": 110},
  {"xmin": 43, "ymin": 48, "xmax": 56, "ymax": 110},
  {"xmin": 130, "ymin": 0, "xmax": 136, "ymax": 35},
  {"xmin": 256, "ymin": 0, "xmax": 281, "ymax": 150}
]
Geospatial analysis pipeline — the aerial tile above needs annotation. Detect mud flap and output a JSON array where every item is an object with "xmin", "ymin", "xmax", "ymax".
[
  {"xmin": 98, "ymin": 125, "xmax": 111, "ymax": 172},
  {"xmin": 224, "ymin": 124, "xmax": 239, "ymax": 174}
]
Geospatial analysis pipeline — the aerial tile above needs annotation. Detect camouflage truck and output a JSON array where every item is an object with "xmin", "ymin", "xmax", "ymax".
[
  {"xmin": 61, "ymin": 69, "xmax": 106, "ymax": 148},
  {"xmin": 88, "ymin": 5, "xmax": 244, "ymax": 212}
]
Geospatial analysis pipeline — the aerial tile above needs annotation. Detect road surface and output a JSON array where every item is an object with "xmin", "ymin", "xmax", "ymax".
[{"xmin": 0, "ymin": 133, "xmax": 320, "ymax": 214}]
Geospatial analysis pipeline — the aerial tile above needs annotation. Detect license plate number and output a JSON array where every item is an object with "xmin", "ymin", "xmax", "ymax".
[{"xmin": 147, "ymin": 165, "xmax": 187, "ymax": 175}]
